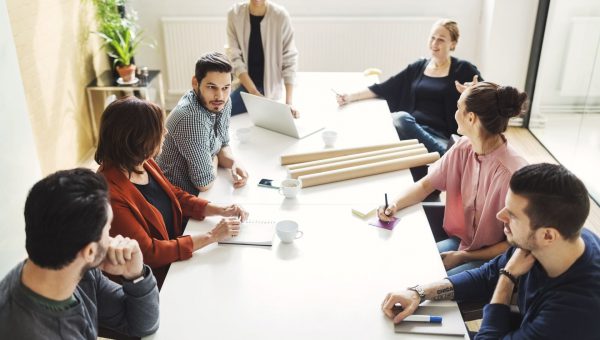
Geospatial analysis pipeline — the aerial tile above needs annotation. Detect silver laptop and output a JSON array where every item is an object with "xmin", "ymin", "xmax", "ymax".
[{"xmin": 241, "ymin": 92, "xmax": 324, "ymax": 139}]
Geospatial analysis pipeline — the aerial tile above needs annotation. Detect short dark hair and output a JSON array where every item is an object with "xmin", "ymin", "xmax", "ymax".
[
  {"xmin": 194, "ymin": 52, "xmax": 232, "ymax": 83},
  {"xmin": 94, "ymin": 96, "xmax": 164, "ymax": 175},
  {"xmin": 24, "ymin": 168, "xmax": 110, "ymax": 269},
  {"xmin": 510, "ymin": 163, "xmax": 590, "ymax": 240},
  {"xmin": 465, "ymin": 82, "xmax": 528, "ymax": 135}
]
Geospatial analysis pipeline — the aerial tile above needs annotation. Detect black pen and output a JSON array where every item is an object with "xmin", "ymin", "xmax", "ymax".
[{"xmin": 384, "ymin": 193, "xmax": 388, "ymax": 212}]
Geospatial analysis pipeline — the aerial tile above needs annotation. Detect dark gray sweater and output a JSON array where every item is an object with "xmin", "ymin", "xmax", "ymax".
[{"xmin": 0, "ymin": 261, "xmax": 160, "ymax": 339}]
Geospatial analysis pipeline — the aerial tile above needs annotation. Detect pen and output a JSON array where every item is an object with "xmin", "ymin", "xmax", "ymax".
[
  {"xmin": 384, "ymin": 193, "xmax": 388, "ymax": 211},
  {"xmin": 404, "ymin": 315, "xmax": 443, "ymax": 323},
  {"xmin": 330, "ymin": 88, "xmax": 341, "ymax": 96}
]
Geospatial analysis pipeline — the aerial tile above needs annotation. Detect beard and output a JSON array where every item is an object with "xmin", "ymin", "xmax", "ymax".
[
  {"xmin": 195, "ymin": 87, "xmax": 226, "ymax": 113},
  {"xmin": 79, "ymin": 241, "xmax": 107, "ymax": 278},
  {"xmin": 507, "ymin": 228, "xmax": 538, "ymax": 251}
]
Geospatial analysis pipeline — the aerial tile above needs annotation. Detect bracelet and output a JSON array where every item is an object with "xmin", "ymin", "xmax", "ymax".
[{"xmin": 499, "ymin": 268, "xmax": 518, "ymax": 285}]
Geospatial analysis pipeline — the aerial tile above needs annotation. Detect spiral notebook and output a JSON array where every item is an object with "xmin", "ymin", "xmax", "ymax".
[{"xmin": 218, "ymin": 219, "xmax": 275, "ymax": 246}]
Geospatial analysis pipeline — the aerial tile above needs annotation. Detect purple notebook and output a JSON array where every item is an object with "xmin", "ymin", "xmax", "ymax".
[{"xmin": 368, "ymin": 216, "xmax": 400, "ymax": 230}]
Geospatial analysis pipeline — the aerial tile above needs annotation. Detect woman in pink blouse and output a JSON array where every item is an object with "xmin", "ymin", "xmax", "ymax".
[{"xmin": 378, "ymin": 82, "xmax": 528, "ymax": 275}]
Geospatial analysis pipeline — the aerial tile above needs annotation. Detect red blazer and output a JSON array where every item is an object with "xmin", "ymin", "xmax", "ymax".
[{"xmin": 99, "ymin": 159, "xmax": 209, "ymax": 280}]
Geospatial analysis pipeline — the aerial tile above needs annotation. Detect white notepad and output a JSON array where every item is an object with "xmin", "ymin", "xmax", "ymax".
[
  {"xmin": 218, "ymin": 219, "xmax": 275, "ymax": 246},
  {"xmin": 394, "ymin": 305, "xmax": 466, "ymax": 336}
]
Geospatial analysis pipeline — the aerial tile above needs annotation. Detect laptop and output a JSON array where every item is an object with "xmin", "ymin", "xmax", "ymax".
[{"xmin": 241, "ymin": 92, "xmax": 324, "ymax": 139}]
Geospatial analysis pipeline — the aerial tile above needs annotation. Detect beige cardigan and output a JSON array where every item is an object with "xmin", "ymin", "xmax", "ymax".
[{"xmin": 226, "ymin": 1, "xmax": 298, "ymax": 100}]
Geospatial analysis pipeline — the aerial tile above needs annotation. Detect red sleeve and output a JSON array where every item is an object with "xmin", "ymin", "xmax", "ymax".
[
  {"xmin": 109, "ymin": 197, "xmax": 194, "ymax": 268},
  {"xmin": 169, "ymin": 182, "xmax": 209, "ymax": 220}
]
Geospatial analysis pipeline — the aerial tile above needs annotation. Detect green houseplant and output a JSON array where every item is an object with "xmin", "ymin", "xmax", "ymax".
[{"xmin": 91, "ymin": 0, "xmax": 149, "ymax": 82}]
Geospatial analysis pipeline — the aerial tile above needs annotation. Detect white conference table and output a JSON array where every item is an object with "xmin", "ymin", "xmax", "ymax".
[
  {"xmin": 146, "ymin": 73, "xmax": 467, "ymax": 339},
  {"xmin": 198, "ymin": 72, "xmax": 415, "ymax": 206}
]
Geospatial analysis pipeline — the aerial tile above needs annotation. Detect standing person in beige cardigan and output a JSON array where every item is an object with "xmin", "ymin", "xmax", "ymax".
[{"xmin": 226, "ymin": 0, "xmax": 299, "ymax": 117}]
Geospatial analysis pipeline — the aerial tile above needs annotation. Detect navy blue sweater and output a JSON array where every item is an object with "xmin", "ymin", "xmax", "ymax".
[
  {"xmin": 449, "ymin": 229, "xmax": 600, "ymax": 339},
  {"xmin": 368, "ymin": 57, "xmax": 482, "ymax": 138}
]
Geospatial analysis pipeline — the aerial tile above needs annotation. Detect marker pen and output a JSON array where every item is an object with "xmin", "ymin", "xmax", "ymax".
[{"xmin": 404, "ymin": 315, "xmax": 443, "ymax": 323}]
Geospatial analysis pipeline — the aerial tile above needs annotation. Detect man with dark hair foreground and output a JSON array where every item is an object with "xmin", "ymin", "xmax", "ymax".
[
  {"xmin": 0, "ymin": 168, "xmax": 159, "ymax": 339},
  {"xmin": 382, "ymin": 163, "xmax": 600, "ymax": 339}
]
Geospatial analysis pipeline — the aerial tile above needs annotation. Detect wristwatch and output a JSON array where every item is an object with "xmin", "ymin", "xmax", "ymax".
[
  {"xmin": 123, "ymin": 266, "xmax": 148, "ymax": 284},
  {"xmin": 407, "ymin": 285, "xmax": 426, "ymax": 304}
]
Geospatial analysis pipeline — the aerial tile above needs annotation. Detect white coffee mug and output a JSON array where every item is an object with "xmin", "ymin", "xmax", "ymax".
[
  {"xmin": 236, "ymin": 127, "xmax": 251, "ymax": 143},
  {"xmin": 278, "ymin": 178, "xmax": 302, "ymax": 198},
  {"xmin": 321, "ymin": 130, "xmax": 338, "ymax": 148},
  {"xmin": 276, "ymin": 220, "xmax": 303, "ymax": 243}
]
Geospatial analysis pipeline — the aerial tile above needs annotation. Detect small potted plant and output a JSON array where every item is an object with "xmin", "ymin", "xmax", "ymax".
[{"xmin": 91, "ymin": 0, "xmax": 151, "ymax": 83}]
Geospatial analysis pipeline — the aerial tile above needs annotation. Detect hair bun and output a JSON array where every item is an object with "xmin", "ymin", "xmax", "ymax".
[{"xmin": 497, "ymin": 86, "xmax": 528, "ymax": 118}]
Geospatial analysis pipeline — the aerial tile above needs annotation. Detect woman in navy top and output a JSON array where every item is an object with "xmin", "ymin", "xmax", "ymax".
[{"xmin": 337, "ymin": 19, "xmax": 482, "ymax": 155}]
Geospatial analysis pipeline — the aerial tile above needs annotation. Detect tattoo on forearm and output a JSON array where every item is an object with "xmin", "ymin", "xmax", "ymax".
[{"xmin": 432, "ymin": 286, "xmax": 454, "ymax": 301}]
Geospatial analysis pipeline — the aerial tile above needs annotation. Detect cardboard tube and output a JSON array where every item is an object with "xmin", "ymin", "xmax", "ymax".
[
  {"xmin": 298, "ymin": 152, "xmax": 440, "ymax": 188},
  {"xmin": 287, "ymin": 143, "xmax": 426, "ymax": 170},
  {"xmin": 289, "ymin": 148, "xmax": 428, "ymax": 179},
  {"xmin": 280, "ymin": 140, "xmax": 418, "ymax": 165}
]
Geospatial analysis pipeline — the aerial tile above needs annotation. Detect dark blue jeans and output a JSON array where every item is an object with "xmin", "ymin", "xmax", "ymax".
[
  {"xmin": 437, "ymin": 236, "xmax": 485, "ymax": 276},
  {"xmin": 230, "ymin": 85, "xmax": 264, "ymax": 116},
  {"xmin": 391, "ymin": 111, "xmax": 449, "ymax": 155}
]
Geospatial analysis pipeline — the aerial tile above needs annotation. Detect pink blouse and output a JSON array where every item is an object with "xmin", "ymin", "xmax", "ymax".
[{"xmin": 426, "ymin": 136, "xmax": 528, "ymax": 251}]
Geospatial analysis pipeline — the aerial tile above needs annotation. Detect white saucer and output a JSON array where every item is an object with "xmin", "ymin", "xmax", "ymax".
[{"xmin": 116, "ymin": 77, "xmax": 139, "ymax": 85}]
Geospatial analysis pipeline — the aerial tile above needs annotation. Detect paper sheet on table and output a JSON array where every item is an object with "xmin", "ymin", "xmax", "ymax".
[{"xmin": 219, "ymin": 219, "xmax": 275, "ymax": 246}]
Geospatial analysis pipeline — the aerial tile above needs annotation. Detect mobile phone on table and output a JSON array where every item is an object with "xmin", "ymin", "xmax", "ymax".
[{"xmin": 258, "ymin": 178, "xmax": 281, "ymax": 189}]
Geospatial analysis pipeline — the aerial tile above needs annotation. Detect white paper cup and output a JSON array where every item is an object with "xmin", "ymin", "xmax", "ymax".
[
  {"xmin": 322, "ymin": 130, "xmax": 338, "ymax": 148},
  {"xmin": 278, "ymin": 178, "xmax": 302, "ymax": 198},
  {"xmin": 276, "ymin": 220, "xmax": 303, "ymax": 243},
  {"xmin": 236, "ymin": 127, "xmax": 251, "ymax": 143}
]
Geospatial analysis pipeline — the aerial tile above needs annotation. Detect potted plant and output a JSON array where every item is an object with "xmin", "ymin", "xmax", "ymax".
[{"xmin": 91, "ymin": 0, "xmax": 150, "ymax": 83}]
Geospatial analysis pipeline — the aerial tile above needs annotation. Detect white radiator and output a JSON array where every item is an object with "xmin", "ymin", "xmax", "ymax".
[{"xmin": 162, "ymin": 17, "xmax": 436, "ymax": 95}]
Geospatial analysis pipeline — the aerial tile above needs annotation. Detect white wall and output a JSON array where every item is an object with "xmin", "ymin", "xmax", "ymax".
[
  {"xmin": 0, "ymin": 0, "xmax": 41, "ymax": 276},
  {"xmin": 131, "ymin": 0, "xmax": 517, "ymax": 106},
  {"xmin": 478, "ymin": 0, "xmax": 538, "ymax": 89},
  {"xmin": 130, "ymin": 0, "xmax": 538, "ymax": 107}
]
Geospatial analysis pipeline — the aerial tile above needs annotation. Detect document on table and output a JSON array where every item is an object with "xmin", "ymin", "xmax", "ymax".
[
  {"xmin": 218, "ymin": 219, "xmax": 275, "ymax": 246},
  {"xmin": 394, "ymin": 304, "xmax": 466, "ymax": 336}
]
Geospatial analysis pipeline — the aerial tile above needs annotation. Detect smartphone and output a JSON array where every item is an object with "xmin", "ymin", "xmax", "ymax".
[{"xmin": 258, "ymin": 178, "xmax": 281, "ymax": 189}]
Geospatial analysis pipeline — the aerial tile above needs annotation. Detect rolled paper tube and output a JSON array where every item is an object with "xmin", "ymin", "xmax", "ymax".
[
  {"xmin": 288, "ymin": 147, "xmax": 428, "ymax": 179},
  {"xmin": 280, "ymin": 140, "xmax": 419, "ymax": 165},
  {"xmin": 298, "ymin": 152, "xmax": 440, "ymax": 188},
  {"xmin": 287, "ymin": 143, "xmax": 426, "ymax": 170}
]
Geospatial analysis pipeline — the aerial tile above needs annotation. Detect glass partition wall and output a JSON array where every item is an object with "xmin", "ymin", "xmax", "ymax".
[{"xmin": 529, "ymin": 0, "xmax": 600, "ymax": 201}]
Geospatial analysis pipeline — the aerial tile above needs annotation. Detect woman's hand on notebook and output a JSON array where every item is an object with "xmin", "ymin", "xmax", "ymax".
[
  {"xmin": 210, "ymin": 217, "xmax": 241, "ymax": 241},
  {"xmin": 221, "ymin": 204, "xmax": 249, "ymax": 222}
]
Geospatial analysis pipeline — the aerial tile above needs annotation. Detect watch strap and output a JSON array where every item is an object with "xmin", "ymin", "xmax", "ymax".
[{"xmin": 407, "ymin": 285, "xmax": 426, "ymax": 304}]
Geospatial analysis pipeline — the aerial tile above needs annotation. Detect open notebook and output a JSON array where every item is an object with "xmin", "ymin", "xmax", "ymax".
[{"xmin": 218, "ymin": 219, "xmax": 276, "ymax": 246}]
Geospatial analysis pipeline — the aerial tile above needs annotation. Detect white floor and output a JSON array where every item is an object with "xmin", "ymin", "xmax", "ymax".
[{"xmin": 530, "ymin": 113, "xmax": 600, "ymax": 201}]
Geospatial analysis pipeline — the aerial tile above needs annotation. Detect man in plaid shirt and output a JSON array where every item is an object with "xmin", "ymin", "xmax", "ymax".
[{"xmin": 157, "ymin": 52, "xmax": 248, "ymax": 195}]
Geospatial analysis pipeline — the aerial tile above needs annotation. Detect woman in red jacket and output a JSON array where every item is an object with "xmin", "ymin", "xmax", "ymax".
[{"xmin": 96, "ymin": 96, "xmax": 248, "ymax": 287}]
